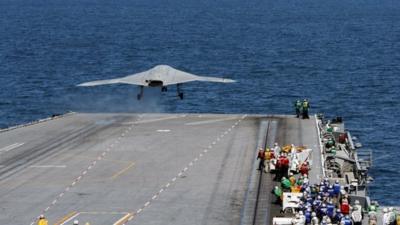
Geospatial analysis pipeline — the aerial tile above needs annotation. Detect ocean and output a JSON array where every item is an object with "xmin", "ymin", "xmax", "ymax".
[{"xmin": 0, "ymin": 0, "xmax": 399, "ymax": 205}]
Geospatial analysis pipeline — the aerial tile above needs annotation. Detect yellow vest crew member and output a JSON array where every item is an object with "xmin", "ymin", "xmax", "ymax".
[
  {"xmin": 37, "ymin": 215, "xmax": 48, "ymax": 225},
  {"xmin": 302, "ymin": 99, "xmax": 310, "ymax": 119},
  {"xmin": 264, "ymin": 148, "xmax": 274, "ymax": 172}
]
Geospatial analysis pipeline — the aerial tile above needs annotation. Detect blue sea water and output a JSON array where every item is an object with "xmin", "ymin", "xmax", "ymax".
[{"xmin": 0, "ymin": 0, "xmax": 399, "ymax": 205}]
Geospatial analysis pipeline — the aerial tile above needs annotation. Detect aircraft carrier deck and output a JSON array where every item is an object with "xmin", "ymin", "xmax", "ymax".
[{"xmin": 0, "ymin": 113, "xmax": 323, "ymax": 225}]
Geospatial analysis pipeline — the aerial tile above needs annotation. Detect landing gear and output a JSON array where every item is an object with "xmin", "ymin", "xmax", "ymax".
[
  {"xmin": 177, "ymin": 83, "xmax": 184, "ymax": 100},
  {"xmin": 137, "ymin": 86, "xmax": 144, "ymax": 100}
]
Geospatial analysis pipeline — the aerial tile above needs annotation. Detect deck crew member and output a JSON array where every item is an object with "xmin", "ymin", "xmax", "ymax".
[
  {"xmin": 273, "ymin": 143, "xmax": 281, "ymax": 157},
  {"xmin": 352, "ymin": 206, "xmax": 363, "ymax": 225},
  {"xmin": 37, "ymin": 215, "xmax": 48, "ymax": 225},
  {"xmin": 280, "ymin": 153, "xmax": 290, "ymax": 179},
  {"xmin": 368, "ymin": 203, "xmax": 378, "ymax": 225},
  {"xmin": 302, "ymin": 99, "xmax": 310, "ymax": 119},
  {"xmin": 257, "ymin": 148, "xmax": 265, "ymax": 171},
  {"xmin": 383, "ymin": 208, "xmax": 390, "ymax": 225},
  {"xmin": 299, "ymin": 161, "xmax": 309, "ymax": 176},
  {"xmin": 281, "ymin": 177, "xmax": 292, "ymax": 192},
  {"xmin": 295, "ymin": 100, "xmax": 302, "ymax": 118},
  {"xmin": 264, "ymin": 148, "xmax": 274, "ymax": 172},
  {"xmin": 272, "ymin": 186, "xmax": 283, "ymax": 203},
  {"xmin": 388, "ymin": 207, "xmax": 396, "ymax": 225}
]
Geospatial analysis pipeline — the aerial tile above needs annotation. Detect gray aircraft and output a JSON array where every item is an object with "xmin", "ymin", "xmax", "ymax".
[{"xmin": 77, "ymin": 65, "xmax": 235, "ymax": 100}]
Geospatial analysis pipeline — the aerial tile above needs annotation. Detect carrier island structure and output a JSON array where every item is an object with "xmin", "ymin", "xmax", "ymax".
[{"xmin": 0, "ymin": 112, "xmax": 387, "ymax": 225}]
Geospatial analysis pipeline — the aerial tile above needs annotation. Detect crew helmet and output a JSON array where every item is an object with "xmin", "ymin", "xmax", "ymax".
[{"xmin": 383, "ymin": 208, "xmax": 388, "ymax": 213}]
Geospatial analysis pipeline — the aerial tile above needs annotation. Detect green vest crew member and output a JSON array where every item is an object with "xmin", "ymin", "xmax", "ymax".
[
  {"xmin": 281, "ymin": 177, "xmax": 292, "ymax": 190},
  {"xmin": 272, "ymin": 186, "xmax": 283, "ymax": 203},
  {"xmin": 295, "ymin": 100, "xmax": 302, "ymax": 118},
  {"xmin": 302, "ymin": 99, "xmax": 310, "ymax": 119}
]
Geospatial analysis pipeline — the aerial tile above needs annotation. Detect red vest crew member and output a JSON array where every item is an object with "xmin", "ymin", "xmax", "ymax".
[
  {"xmin": 299, "ymin": 161, "xmax": 309, "ymax": 176},
  {"xmin": 280, "ymin": 154, "xmax": 290, "ymax": 178},
  {"xmin": 257, "ymin": 148, "xmax": 265, "ymax": 171}
]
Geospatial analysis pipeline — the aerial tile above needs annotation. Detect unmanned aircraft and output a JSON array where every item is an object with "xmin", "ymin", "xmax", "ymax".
[{"xmin": 77, "ymin": 65, "xmax": 235, "ymax": 100}]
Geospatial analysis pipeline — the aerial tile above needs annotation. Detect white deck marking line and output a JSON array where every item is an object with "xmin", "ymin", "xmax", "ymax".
[
  {"xmin": 0, "ymin": 142, "xmax": 24, "ymax": 152},
  {"xmin": 29, "ymin": 165, "xmax": 66, "ymax": 168},
  {"xmin": 122, "ymin": 115, "xmax": 248, "ymax": 225},
  {"xmin": 189, "ymin": 162, "xmax": 193, "ymax": 166},
  {"xmin": 156, "ymin": 129, "xmax": 171, "ymax": 132},
  {"xmin": 31, "ymin": 115, "xmax": 145, "ymax": 224}
]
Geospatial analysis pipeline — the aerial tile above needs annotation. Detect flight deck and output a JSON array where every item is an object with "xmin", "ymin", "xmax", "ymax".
[{"xmin": 0, "ymin": 113, "xmax": 320, "ymax": 225}]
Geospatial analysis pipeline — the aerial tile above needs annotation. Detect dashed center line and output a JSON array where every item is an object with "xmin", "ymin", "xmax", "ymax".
[
  {"xmin": 122, "ymin": 114, "xmax": 248, "ymax": 225},
  {"xmin": 29, "ymin": 114, "xmax": 147, "ymax": 225},
  {"xmin": 29, "ymin": 165, "xmax": 66, "ymax": 168}
]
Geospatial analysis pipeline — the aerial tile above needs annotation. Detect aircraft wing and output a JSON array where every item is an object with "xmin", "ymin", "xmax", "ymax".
[
  {"xmin": 149, "ymin": 65, "xmax": 235, "ymax": 85},
  {"xmin": 77, "ymin": 72, "xmax": 148, "ymax": 87},
  {"xmin": 77, "ymin": 65, "xmax": 235, "ymax": 87}
]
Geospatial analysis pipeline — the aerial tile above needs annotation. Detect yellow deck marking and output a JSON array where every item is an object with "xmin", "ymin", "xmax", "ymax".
[
  {"xmin": 111, "ymin": 162, "xmax": 135, "ymax": 179},
  {"xmin": 113, "ymin": 213, "xmax": 132, "ymax": 225},
  {"xmin": 54, "ymin": 211, "xmax": 78, "ymax": 225}
]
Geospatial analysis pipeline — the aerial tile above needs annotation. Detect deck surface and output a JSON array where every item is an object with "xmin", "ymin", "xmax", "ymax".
[{"xmin": 0, "ymin": 113, "xmax": 320, "ymax": 225}]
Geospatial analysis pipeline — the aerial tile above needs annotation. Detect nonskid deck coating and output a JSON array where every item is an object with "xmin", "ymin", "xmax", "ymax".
[{"xmin": 0, "ymin": 113, "xmax": 320, "ymax": 225}]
